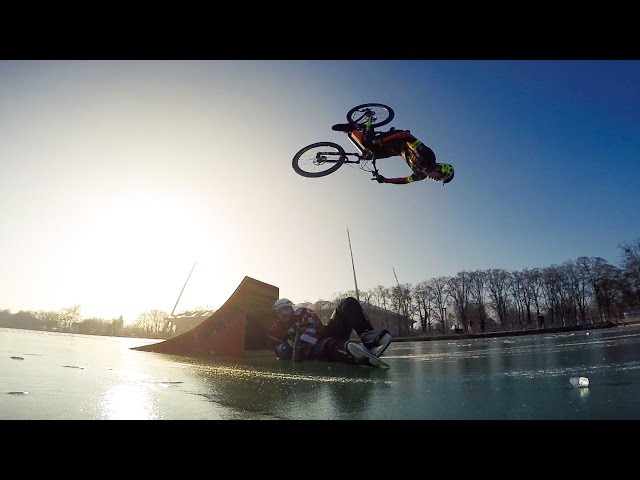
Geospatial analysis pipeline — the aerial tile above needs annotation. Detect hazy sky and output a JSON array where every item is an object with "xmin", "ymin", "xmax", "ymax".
[{"xmin": 1, "ymin": 60, "xmax": 638, "ymax": 322}]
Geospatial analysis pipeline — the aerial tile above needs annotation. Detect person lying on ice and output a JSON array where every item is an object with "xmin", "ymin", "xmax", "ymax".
[{"xmin": 268, "ymin": 296, "xmax": 391, "ymax": 366}]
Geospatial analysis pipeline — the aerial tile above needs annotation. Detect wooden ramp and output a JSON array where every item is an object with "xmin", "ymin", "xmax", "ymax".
[{"xmin": 131, "ymin": 276, "xmax": 278, "ymax": 357}]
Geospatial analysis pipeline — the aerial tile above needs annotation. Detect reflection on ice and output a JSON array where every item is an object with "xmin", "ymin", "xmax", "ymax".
[
  {"xmin": 99, "ymin": 384, "xmax": 159, "ymax": 420},
  {"xmin": 577, "ymin": 387, "xmax": 590, "ymax": 399}
]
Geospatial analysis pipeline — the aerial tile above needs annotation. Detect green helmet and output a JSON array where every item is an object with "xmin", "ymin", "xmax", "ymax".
[{"xmin": 440, "ymin": 163, "xmax": 454, "ymax": 184}]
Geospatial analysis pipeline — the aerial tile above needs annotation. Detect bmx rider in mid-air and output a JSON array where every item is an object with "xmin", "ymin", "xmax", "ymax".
[{"xmin": 331, "ymin": 121, "xmax": 455, "ymax": 185}]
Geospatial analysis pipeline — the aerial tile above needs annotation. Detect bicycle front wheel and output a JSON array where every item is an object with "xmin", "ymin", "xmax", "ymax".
[
  {"xmin": 292, "ymin": 142, "xmax": 346, "ymax": 178},
  {"xmin": 346, "ymin": 103, "xmax": 395, "ymax": 129}
]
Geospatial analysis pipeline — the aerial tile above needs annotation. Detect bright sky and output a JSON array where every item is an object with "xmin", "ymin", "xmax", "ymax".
[{"xmin": 1, "ymin": 60, "xmax": 639, "ymax": 322}]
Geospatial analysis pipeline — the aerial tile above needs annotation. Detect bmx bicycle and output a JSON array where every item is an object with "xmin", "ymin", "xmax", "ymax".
[{"xmin": 292, "ymin": 103, "xmax": 395, "ymax": 180}]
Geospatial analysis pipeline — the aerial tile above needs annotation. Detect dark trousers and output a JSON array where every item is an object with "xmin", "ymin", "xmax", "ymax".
[{"xmin": 308, "ymin": 297, "xmax": 374, "ymax": 364}]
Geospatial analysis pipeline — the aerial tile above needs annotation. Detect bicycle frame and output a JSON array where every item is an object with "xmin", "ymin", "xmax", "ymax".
[
  {"xmin": 309, "ymin": 130, "xmax": 377, "ymax": 169},
  {"xmin": 309, "ymin": 129, "xmax": 381, "ymax": 177},
  {"xmin": 292, "ymin": 103, "xmax": 394, "ymax": 179},
  {"xmin": 343, "ymin": 130, "xmax": 380, "ymax": 177},
  {"xmin": 313, "ymin": 145, "xmax": 378, "ymax": 174}
]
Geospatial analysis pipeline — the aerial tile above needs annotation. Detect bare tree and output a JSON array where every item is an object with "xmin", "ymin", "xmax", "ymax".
[
  {"xmin": 468, "ymin": 270, "xmax": 489, "ymax": 332},
  {"xmin": 33, "ymin": 310, "xmax": 62, "ymax": 331},
  {"xmin": 507, "ymin": 269, "xmax": 538, "ymax": 329},
  {"xmin": 111, "ymin": 317, "xmax": 124, "ymax": 336},
  {"xmin": 597, "ymin": 263, "xmax": 625, "ymax": 320},
  {"xmin": 370, "ymin": 285, "xmax": 390, "ymax": 310},
  {"xmin": 134, "ymin": 309, "xmax": 170, "ymax": 335},
  {"xmin": 369, "ymin": 285, "xmax": 392, "ymax": 330},
  {"xmin": 428, "ymin": 276, "xmax": 451, "ymax": 334},
  {"xmin": 59, "ymin": 305, "xmax": 81, "ymax": 332},
  {"xmin": 508, "ymin": 271, "xmax": 526, "ymax": 327},
  {"xmin": 548, "ymin": 265, "xmax": 573, "ymax": 326},
  {"xmin": 521, "ymin": 268, "xmax": 539, "ymax": 327},
  {"xmin": 486, "ymin": 269, "xmax": 511, "ymax": 329},
  {"xmin": 527, "ymin": 268, "xmax": 544, "ymax": 317},
  {"xmin": 449, "ymin": 271, "xmax": 472, "ymax": 333},
  {"xmin": 540, "ymin": 265, "xmax": 564, "ymax": 325},
  {"xmin": 564, "ymin": 259, "xmax": 592, "ymax": 324},
  {"xmin": 554, "ymin": 263, "xmax": 574, "ymax": 325},
  {"xmin": 359, "ymin": 290, "xmax": 374, "ymax": 305},
  {"xmin": 413, "ymin": 281, "xmax": 434, "ymax": 334},
  {"xmin": 575, "ymin": 256, "xmax": 614, "ymax": 323},
  {"xmin": 389, "ymin": 282, "xmax": 415, "ymax": 335}
]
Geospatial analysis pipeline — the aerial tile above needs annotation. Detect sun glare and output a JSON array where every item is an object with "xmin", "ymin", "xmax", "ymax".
[{"xmin": 74, "ymin": 191, "xmax": 225, "ymax": 320}]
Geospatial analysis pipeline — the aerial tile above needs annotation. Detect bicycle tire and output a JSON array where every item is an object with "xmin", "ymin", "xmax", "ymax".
[
  {"xmin": 346, "ymin": 103, "xmax": 395, "ymax": 129},
  {"xmin": 292, "ymin": 141, "xmax": 346, "ymax": 178}
]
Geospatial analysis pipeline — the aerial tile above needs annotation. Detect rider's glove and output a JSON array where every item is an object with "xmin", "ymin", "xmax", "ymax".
[
  {"xmin": 284, "ymin": 325, "xmax": 297, "ymax": 341},
  {"xmin": 276, "ymin": 342, "xmax": 293, "ymax": 360},
  {"xmin": 376, "ymin": 175, "xmax": 386, "ymax": 183}
]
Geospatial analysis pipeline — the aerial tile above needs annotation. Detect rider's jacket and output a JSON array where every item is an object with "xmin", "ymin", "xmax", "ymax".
[
  {"xmin": 268, "ymin": 307, "xmax": 324, "ymax": 360},
  {"xmin": 351, "ymin": 128, "xmax": 437, "ymax": 184}
]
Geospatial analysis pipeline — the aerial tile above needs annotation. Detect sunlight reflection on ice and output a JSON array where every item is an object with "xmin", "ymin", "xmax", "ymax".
[
  {"xmin": 97, "ymin": 366, "xmax": 162, "ymax": 419},
  {"xmin": 99, "ymin": 383, "xmax": 159, "ymax": 419},
  {"xmin": 183, "ymin": 362, "xmax": 394, "ymax": 385}
]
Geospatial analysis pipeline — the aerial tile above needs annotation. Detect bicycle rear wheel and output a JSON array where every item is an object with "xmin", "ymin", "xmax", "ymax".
[
  {"xmin": 346, "ymin": 103, "xmax": 395, "ymax": 129},
  {"xmin": 292, "ymin": 142, "xmax": 346, "ymax": 178}
]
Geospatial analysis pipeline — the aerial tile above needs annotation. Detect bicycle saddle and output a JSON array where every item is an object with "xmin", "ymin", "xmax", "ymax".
[{"xmin": 331, "ymin": 123, "xmax": 353, "ymax": 132}]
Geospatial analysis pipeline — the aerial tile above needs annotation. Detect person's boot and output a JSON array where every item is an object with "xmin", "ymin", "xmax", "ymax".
[
  {"xmin": 345, "ymin": 341, "xmax": 373, "ymax": 365},
  {"xmin": 345, "ymin": 341, "xmax": 389, "ymax": 367},
  {"xmin": 359, "ymin": 329, "xmax": 392, "ymax": 357}
]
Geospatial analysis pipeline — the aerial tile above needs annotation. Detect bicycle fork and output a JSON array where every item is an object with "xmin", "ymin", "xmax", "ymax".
[{"xmin": 370, "ymin": 158, "xmax": 379, "ymax": 179}]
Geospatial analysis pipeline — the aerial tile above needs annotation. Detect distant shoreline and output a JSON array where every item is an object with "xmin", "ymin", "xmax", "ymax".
[
  {"xmin": 392, "ymin": 319, "xmax": 640, "ymax": 343},
  {"xmin": 3, "ymin": 319, "xmax": 638, "ymax": 349}
]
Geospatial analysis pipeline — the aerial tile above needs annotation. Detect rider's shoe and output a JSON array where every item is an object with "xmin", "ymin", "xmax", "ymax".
[{"xmin": 331, "ymin": 123, "xmax": 353, "ymax": 132}]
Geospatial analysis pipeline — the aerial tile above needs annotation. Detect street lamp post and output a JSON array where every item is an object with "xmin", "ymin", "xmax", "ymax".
[{"xmin": 443, "ymin": 307, "xmax": 447, "ymax": 334}]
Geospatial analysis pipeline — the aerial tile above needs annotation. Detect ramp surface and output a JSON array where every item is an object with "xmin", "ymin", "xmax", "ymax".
[{"xmin": 132, "ymin": 276, "xmax": 278, "ymax": 357}]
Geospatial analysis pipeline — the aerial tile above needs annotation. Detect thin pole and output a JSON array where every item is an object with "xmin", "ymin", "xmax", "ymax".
[
  {"xmin": 347, "ymin": 227, "xmax": 359, "ymax": 301},
  {"xmin": 393, "ymin": 267, "xmax": 400, "ymax": 286},
  {"xmin": 171, "ymin": 262, "xmax": 197, "ymax": 316}
]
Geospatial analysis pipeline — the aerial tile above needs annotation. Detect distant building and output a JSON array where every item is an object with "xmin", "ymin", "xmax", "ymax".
[
  {"xmin": 168, "ymin": 310, "xmax": 217, "ymax": 336},
  {"xmin": 305, "ymin": 300, "xmax": 410, "ymax": 337}
]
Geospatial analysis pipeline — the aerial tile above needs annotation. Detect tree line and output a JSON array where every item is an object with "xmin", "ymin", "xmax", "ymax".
[
  {"xmin": 2, "ymin": 238, "xmax": 639, "ymax": 339},
  {"xmin": 0, "ymin": 306, "xmax": 176, "ymax": 338},
  {"xmin": 313, "ymin": 238, "xmax": 640, "ymax": 336}
]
